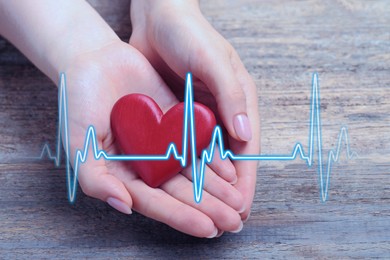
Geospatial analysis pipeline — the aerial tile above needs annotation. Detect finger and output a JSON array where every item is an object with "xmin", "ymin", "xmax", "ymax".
[
  {"xmin": 206, "ymin": 143, "xmax": 237, "ymax": 184},
  {"xmin": 75, "ymin": 146, "xmax": 133, "ymax": 215},
  {"xmin": 182, "ymin": 162, "xmax": 245, "ymax": 213},
  {"xmin": 230, "ymin": 150, "xmax": 258, "ymax": 221},
  {"xmin": 161, "ymin": 173, "xmax": 243, "ymax": 232},
  {"xmin": 64, "ymin": 116, "xmax": 133, "ymax": 214},
  {"xmin": 216, "ymin": 229, "xmax": 224, "ymax": 238},
  {"xmin": 124, "ymin": 178, "xmax": 218, "ymax": 238},
  {"xmin": 229, "ymin": 63, "xmax": 260, "ymax": 220}
]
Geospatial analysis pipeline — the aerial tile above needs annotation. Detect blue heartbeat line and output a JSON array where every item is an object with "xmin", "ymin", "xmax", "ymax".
[{"xmin": 34, "ymin": 72, "xmax": 357, "ymax": 204}]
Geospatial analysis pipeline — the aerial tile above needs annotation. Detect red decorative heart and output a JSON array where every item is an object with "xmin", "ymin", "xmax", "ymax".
[{"xmin": 110, "ymin": 94, "xmax": 216, "ymax": 187}]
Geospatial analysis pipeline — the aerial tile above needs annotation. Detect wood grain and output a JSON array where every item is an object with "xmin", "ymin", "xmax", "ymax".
[{"xmin": 0, "ymin": 0, "xmax": 389, "ymax": 258}]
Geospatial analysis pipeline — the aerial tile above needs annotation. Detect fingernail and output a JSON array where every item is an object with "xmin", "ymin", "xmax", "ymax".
[
  {"xmin": 231, "ymin": 221, "xmax": 244, "ymax": 233},
  {"xmin": 243, "ymin": 211, "xmax": 251, "ymax": 223},
  {"xmin": 107, "ymin": 197, "xmax": 132, "ymax": 215},
  {"xmin": 206, "ymin": 227, "xmax": 218, "ymax": 238},
  {"xmin": 229, "ymin": 175, "xmax": 238, "ymax": 185},
  {"xmin": 233, "ymin": 114, "xmax": 252, "ymax": 141},
  {"xmin": 216, "ymin": 230, "xmax": 224, "ymax": 238},
  {"xmin": 238, "ymin": 204, "xmax": 246, "ymax": 214}
]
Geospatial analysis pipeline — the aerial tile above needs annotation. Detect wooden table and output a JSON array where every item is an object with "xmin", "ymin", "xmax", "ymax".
[{"xmin": 1, "ymin": 0, "xmax": 389, "ymax": 258}]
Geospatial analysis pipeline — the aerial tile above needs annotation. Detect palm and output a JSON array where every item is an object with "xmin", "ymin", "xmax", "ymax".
[
  {"xmin": 64, "ymin": 41, "xmax": 174, "ymax": 182},
  {"xmin": 64, "ymin": 41, "xmax": 244, "ymax": 237}
]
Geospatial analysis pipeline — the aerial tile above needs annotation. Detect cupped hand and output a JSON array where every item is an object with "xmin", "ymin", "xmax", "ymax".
[
  {"xmin": 129, "ymin": 1, "xmax": 260, "ymax": 221},
  {"xmin": 63, "ymin": 41, "xmax": 244, "ymax": 237}
]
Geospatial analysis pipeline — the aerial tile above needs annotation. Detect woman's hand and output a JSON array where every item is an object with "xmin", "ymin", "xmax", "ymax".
[
  {"xmin": 64, "ymin": 41, "xmax": 245, "ymax": 237},
  {"xmin": 129, "ymin": 0, "xmax": 260, "ymax": 221},
  {"xmin": 0, "ymin": 0, "xmax": 248, "ymax": 237}
]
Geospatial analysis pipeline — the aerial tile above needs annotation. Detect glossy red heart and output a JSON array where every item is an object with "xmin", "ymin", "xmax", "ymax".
[{"xmin": 111, "ymin": 94, "xmax": 216, "ymax": 187}]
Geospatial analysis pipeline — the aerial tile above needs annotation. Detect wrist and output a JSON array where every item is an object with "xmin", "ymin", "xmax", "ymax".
[
  {"xmin": 131, "ymin": 0, "xmax": 200, "ymax": 11},
  {"xmin": 130, "ymin": 0, "xmax": 203, "ymax": 47},
  {"xmin": 130, "ymin": 0, "xmax": 201, "ymax": 26},
  {"xmin": 0, "ymin": 0, "xmax": 120, "ymax": 83},
  {"xmin": 44, "ymin": 2, "xmax": 121, "ymax": 83},
  {"xmin": 47, "ymin": 23, "xmax": 120, "ymax": 83}
]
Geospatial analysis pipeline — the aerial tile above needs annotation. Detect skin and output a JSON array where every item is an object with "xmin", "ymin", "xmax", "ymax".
[
  {"xmin": 130, "ymin": 0, "xmax": 260, "ymax": 223},
  {"xmin": 0, "ymin": 0, "xmax": 259, "ymax": 238}
]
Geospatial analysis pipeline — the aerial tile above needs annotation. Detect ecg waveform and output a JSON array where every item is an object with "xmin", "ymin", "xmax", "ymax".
[{"xmin": 35, "ymin": 72, "xmax": 357, "ymax": 203}]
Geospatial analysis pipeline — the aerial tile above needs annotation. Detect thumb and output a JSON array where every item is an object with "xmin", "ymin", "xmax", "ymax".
[{"xmin": 193, "ymin": 48, "xmax": 252, "ymax": 142}]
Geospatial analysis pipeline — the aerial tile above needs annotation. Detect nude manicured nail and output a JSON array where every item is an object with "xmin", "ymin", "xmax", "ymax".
[
  {"xmin": 216, "ymin": 230, "xmax": 224, "ymax": 238},
  {"xmin": 107, "ymin": 197, "xmax": 132, "ymax": 215},
  {"xmin": 233, "ymin": 114, "xmax": 252, "ymax": 141},
  {"xmin": 238, "ymin": 204, "xmax": 246, "ymax": 214},
  {"xmin": 231, "ymin": 221, "xmax": 244, "ymax": 233},
  {"xmin": 206, "ymin": 228, "xmax": 218, "ymax": 238}
]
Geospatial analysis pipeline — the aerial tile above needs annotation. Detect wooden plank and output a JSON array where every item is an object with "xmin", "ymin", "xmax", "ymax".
[{"xmin": 0, "ymin": 0, "xmax": 389, "ymax": 258}]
